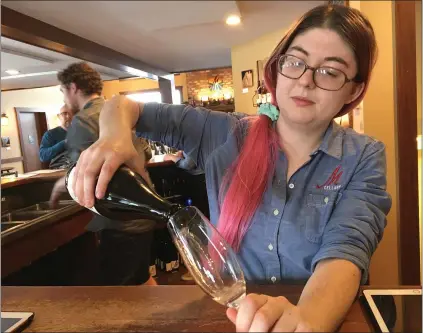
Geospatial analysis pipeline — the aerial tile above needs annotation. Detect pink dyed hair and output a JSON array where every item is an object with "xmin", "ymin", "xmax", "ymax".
[{"xmin": 217, "ymin": 4, "xmax": 378, "ymax": 252}]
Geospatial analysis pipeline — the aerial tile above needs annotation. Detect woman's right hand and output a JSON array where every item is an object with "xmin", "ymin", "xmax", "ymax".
[{"xmin": 72, "ymin": 136, "xmax": 149, "ymax": 208}]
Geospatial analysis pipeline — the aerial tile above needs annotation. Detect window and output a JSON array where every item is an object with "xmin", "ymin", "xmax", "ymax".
[{"xmin": 125, "ymin": 87, "xmax": 182, "ymax": 104}]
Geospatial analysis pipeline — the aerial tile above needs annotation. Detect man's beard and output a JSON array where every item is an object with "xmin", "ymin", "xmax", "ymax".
[{"xmin": 71, "ymin": 104, "xmax": 80, "ymax": 114}]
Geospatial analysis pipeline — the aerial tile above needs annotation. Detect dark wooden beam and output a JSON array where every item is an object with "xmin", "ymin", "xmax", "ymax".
[
  {"xmin": 173, "ymin": 66, "xmax": 232, "ymax": 74},
  {"xmin": 1, "ymin": 6, "xmax": 169, "ymax": 78},
  {"xmin": 158, "ymin": 77, "xmax": 173, "ymax": 104},
  {"xmin": 394, "ymin": 0, "xmax": 420, "ymax": 285}
]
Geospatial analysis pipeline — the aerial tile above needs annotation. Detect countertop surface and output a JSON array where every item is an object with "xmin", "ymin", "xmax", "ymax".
[
  {"xmin": 1, "ymin": 284, "xmax": 372, "ymax": 332},
  {"xmin": 1, "ymin": 160, "xmax": 174, "ymax": 189},
  {"xmin": 1, "ymin": 169, "xmax": 66, "ymax": 189}
]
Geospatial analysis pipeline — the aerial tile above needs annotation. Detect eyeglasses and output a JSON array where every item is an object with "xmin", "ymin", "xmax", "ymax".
[{"xmin": 277, "ymin": 54, "xmax": 355, "ymax": 91}]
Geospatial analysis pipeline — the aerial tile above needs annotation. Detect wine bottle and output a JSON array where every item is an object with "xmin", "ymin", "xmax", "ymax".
[
  {"xmin": 65, "ymin": 164, "xmax": 182, "ymax": 223},
  {"xmin": 256, "ymin": 80, "xmax": 263, "ymax": 106},
  {"xmin": 66, "ymin": 164, "xmax": 246, "ymax": 309},
  {"xmin": 260, "ymin": 80, "xmax": 267, "ymax": 104}
]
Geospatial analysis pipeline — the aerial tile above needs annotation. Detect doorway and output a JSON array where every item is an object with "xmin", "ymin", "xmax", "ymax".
[{"xmin": 15, "ymin": 107, "xmax": 49, "ymax": 172}]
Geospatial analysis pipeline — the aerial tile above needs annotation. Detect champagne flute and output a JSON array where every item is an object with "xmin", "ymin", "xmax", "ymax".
[{"xmin": 168, "ymin": 206, "xmax": 246, "ymax": 308}]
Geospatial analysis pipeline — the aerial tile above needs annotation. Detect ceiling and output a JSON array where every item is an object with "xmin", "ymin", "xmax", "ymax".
[
  {"xmin": 1, "ymin": 37, "xmax": 136, "ymax": 91},
  {"xmin": 1, "ymin": 1, "xmax": 324, "ymax": 74}
]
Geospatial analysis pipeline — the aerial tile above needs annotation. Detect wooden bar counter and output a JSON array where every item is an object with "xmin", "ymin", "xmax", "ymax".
[
  {"xmin": 1, "ymin": 285, "xmax": 371, "ymax": 332},
  {"xmin": 0, "ymin": 160, "xmax": 174, "ymax": 189}
]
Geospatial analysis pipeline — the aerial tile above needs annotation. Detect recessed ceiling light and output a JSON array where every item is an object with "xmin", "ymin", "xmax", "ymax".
[
  {"xmin": 226, "ymin": 15, "xmax": 241, "ymax": 26},
  {"xmin": 5, "ymin": 69, "xmax": 20, "ymax": 75}
]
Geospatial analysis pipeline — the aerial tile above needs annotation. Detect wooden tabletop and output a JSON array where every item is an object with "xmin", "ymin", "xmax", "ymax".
[
  {"xmin": 1, "ymin": 285, "xmax": 371, "ymax": 332},
  {"xmin": 1, "ymin": 170, "xmax": 66, "ymax": 189}
]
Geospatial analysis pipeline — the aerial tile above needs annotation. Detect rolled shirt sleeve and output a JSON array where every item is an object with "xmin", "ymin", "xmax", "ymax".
[
  {"xmin": 136, "ymin": 103, "xmax": 239, "ymax": 171},
  {"xmin": 311, "ymin": 141, "xmax": 392, "ymax": 284}
]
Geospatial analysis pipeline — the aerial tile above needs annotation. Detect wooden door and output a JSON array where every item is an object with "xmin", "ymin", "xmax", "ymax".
[
  {"xmin": 394, "ymin": 0, "xmax": 421, "ymax": 286},
  {"xmin": 15, "ymin": 108, "xmax": 48, "ymax": 172}
]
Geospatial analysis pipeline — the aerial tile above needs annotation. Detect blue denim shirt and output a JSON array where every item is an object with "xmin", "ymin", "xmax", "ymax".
[{"xmin": 137, "ymin": 103, "xmax": 392, "ymax": 284}]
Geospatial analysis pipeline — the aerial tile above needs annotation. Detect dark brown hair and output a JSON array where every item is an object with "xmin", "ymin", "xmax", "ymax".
[
  {"xmin": 57, "ymin": 62, "xmax": 103, "ymax": 96},
  {"xmin": 218, "ymin": 4, "xmax": 378, "ymax": 251},
  {"xmin": 264, "ymin": 4, "xmax": 377, "ymax": 117}
]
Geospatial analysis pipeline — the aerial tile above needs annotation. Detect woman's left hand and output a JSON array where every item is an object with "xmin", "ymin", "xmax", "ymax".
[{"xmin": 226, "ymin": 294, "xmax": 313, "ymax": 332}]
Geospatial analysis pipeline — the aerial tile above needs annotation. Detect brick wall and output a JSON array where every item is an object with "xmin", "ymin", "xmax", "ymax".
[{"xmin": 185, "ymin": 67, "xmax": 233, "ymax": 101}]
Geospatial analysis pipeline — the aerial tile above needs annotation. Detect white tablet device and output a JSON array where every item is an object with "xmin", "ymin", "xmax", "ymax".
[
  {"xmin": 1, "ymin": 312, "xmax": 34, "ymax": 333},
  {"xmin": 361, "ymin": 288, "xmax": 422, "ymax": 333}
]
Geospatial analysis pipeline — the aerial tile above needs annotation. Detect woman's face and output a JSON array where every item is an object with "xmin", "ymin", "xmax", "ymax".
[{"xmin": 275, "ymin": 28, "xmax": 364, "ymax": 129}]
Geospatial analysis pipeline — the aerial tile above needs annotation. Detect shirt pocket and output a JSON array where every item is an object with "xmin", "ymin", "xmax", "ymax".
[{"xmin": 304, "ymin": 191, "xmax": 341, "ymax": 243}]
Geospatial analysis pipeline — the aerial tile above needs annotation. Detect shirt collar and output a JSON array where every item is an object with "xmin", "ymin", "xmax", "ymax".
[
  {"xmin": 315, "ymin": 121, "xmax": 344, "ymax": 160},
  {"xmin": 82, "ymin": 96, "xmax": 104, "ymax": 110},
  {"xmin": 271, "ymin": 118, "xmax": 344, "ymax": 160}
]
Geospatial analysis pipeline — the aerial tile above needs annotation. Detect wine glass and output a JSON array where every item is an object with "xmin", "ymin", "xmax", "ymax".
[{"xmin": 167, "ymin": 206, "xmax": 246, "ymax": 309}]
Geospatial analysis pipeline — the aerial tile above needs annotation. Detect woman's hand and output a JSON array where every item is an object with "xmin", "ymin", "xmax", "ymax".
[
  {"xmin": 72, "ymin": 135, "xmax": 149, "ymax": 208},
  {"xmin": 226, "ymin": 294, "xmax": 313, "ymax": 332}
]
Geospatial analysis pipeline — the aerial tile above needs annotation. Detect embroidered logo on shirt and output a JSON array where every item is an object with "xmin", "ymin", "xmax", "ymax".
[{"xmin": 316, "ymin": 165, "xmax": 343, "ymax": 190}]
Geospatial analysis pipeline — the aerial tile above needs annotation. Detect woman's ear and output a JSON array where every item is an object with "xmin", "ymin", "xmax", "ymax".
[
  {"xmin": 345, "ymin": 82, "xmax": 365, "ymax": 105},
  {"xmin": 69, "ymin": 82, "xmax": 78, "ymax": 95}
]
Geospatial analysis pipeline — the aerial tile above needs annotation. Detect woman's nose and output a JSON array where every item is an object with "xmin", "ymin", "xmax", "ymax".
[{"xmin": 297, "ymin": 69, "xmax": 315, "ymax": 89}]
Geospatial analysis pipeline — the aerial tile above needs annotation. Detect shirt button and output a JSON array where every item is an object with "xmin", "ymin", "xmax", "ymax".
[
  {"xmin": 273, "ymin": 209, "xmax": 279, "ymax": 216},
  {"xmin": 271, "ymin": 276, "xmax": 277, "ymax": 283},
  {"xmin": 288, "ymin": 183, "xmax": 295, "ymax": 189},
  {"xmin": 268, "ymin": 244, "xmax": 273, "ymax": 251}
]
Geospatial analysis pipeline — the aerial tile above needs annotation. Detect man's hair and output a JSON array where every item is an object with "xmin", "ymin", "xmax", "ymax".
[
  {"xmin": 58, "ymin": 104, "xmax": 68, "ymax": 114},
  {"xmin": 57, "ymin": 62, "xmax": 103, "ymax": 96}
]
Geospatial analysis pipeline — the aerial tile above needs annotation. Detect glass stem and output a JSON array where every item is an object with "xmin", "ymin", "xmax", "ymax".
[{"xmin": 227, "ymin": 293, "xmax": 245, "ymax": 309}]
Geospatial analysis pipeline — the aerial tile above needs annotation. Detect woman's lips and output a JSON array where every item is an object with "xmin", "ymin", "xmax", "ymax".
[{"xmin": 291, "ymin": 96, "xmax": 315, "ymax": 107}]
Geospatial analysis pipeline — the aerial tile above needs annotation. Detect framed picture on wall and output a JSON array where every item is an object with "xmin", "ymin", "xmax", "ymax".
[
  {"xmin": 241, "ymin": 70, "xmax": 254, "ymax": 88},
  {"xmin": 257, "ymin": 57, "xmax": 269, "ymax": 85}
]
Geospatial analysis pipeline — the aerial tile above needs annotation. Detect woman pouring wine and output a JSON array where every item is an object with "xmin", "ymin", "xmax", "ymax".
[{"xmin": 71, "ymin": 4, "xmax": 391, "ymax": 332}]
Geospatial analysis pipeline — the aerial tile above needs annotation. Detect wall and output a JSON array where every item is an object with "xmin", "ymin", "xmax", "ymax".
[
  {"xmin": 231, "ymin": 28, "xmax": 287, "ymax": 115},
  {"xmin": 102, "ymin": 74, "xmax": 188, "ymax": 102},
  {"xmin": 1, "ymin": 86, "xmax": 64, "ymax": 173},
  {"xmin": 185, "ymin": 67, "xmax": 233, "ymax": 101},
  {"xmin": 350, "ymin": 0, "xmax": 400, "ymax": 285},
  {"xmin": 231, "ymin": 1, "xmax": 401, "ymax": 284}
]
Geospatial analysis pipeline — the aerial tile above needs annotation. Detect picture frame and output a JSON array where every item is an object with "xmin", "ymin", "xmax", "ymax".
[
  {"xmin": 1, "ymin": 136, "xmax": 11, "ymax": 148},
  {"xmin": 241, "ymin": 70, "xmax": 254, "ymax": 88},
  {"xmin": 257, "ymin": 57, "xmax": 269, "ymax": 85}
]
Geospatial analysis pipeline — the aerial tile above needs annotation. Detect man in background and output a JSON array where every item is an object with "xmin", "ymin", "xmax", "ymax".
[
  {"xmin": 39, "ymin": 104, "xmax": 73, "ymax": 169},
  {"xmin": 50, "ymin": 62, "xmax": 156, "ymax": 286}
]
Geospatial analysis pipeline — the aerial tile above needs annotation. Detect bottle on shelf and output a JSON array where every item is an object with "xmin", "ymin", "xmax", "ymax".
[{"xmin": 260, "ymin": 80, "xmax": 270, "ymax": 104}]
